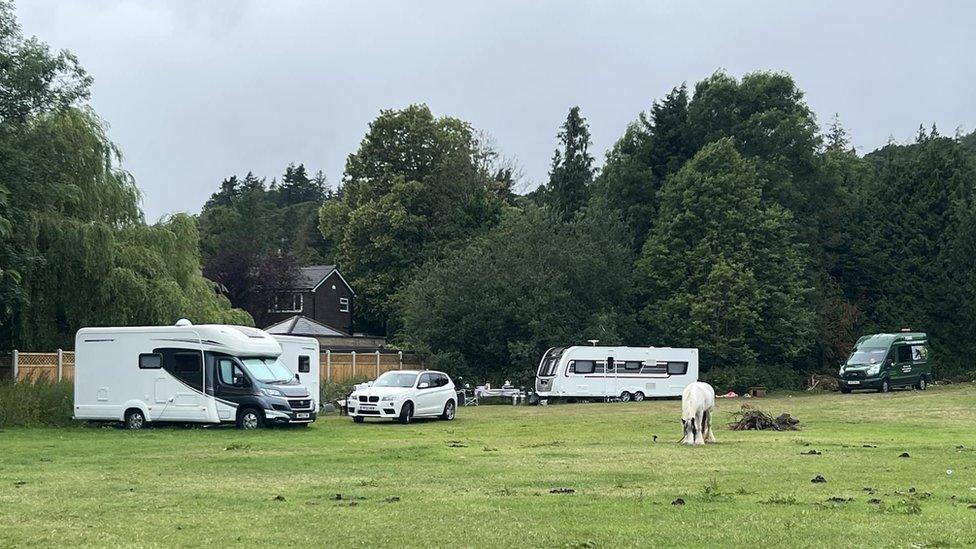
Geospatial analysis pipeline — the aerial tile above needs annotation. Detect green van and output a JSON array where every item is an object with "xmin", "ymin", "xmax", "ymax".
[{"xmin": 838, "ymin": 331, "xmax": 932, "ymax": 393}]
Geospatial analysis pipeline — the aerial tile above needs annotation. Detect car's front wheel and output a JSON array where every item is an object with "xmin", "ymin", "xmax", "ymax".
[
  {"xmin": 440, "ymin": 400, "xmax": 456, "ymax": 421},
  {"xmin": 397, "ymin": 401, "xmax": 413, "ymax": 424}
]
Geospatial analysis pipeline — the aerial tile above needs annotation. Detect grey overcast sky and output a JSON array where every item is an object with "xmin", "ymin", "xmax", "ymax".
[{"xmin": 15, "ymin": 1, "xmax": 976, "ymax": 221}]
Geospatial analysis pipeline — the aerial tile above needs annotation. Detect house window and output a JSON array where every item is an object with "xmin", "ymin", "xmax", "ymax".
[
  {"xmin": 339, "ymin": 297, "xmax": 350, "ymax": 313},
  {"xmin": 270, "ymin": 292, "xmax": 303, "ymax": 313}
]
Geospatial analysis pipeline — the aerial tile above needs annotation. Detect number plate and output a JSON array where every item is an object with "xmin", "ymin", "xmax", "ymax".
[
  {"xmin": 296, "ymin": 412, "xmax": 310, "ymax": 419},
  {"xmin": 847, "ymin": 380, "xmax": 860, "ymax": 385}
]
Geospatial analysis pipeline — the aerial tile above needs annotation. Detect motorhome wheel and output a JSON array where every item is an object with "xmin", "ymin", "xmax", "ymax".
[
  {"xmin": 124, "ymin": 409, "xmax": 145, "ymax": 430},
  {"xmin": 237, "ymin": 408, "xmax": 263, "ymax": 429}
]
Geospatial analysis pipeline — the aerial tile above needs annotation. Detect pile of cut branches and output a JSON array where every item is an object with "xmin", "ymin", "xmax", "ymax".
[{"xmin": 728, "ymin": 406, "xmax": 800, "ymax": 431}]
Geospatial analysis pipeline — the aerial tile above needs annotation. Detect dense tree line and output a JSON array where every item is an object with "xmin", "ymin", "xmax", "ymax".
[
  {"xmin": 315, "ymin": 76, "xmax": 976, "ymax": 387},
  {"xmin": 0, "ymin": 3, "xmax": 248, "ymax": 349},
  {"xmin": 197, "ymin": 165, "xmax": 330, "ymax": 326}
]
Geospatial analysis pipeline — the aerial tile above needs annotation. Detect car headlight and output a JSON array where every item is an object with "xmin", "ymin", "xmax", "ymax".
[
  {"xmin": 867, "ymin": 364, "xmax": 880, "ymax": 376},
  {"xmin": 381, "ymin": 395, "xmax": 397, "ymax": 401},
  {"xmin": 260, "ymin": 388, "xmax": 284, "ymax": 397}
]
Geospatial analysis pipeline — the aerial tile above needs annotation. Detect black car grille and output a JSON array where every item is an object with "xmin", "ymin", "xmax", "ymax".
[
  {"xmin": 842, "ymin": 371, "xmax": 866, "ymax": 380},
  {"xmin": 288, "ymin": 399, "xmax": 312, "ymax": 410},
  {"xmin": 358, "ymin": 395, "xmax": 379, "ymax": 402}
]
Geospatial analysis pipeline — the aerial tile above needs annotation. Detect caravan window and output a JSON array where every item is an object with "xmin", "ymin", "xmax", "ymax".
[
  {"xmin": 573, "ymin": 360, "xmax": 596, "ymax": 374},
  {"xmin": 298, "ymin": 356, "xmax": 311, "ymax": 373},
  {"xmin": 138, "ymin": 354, "xmax": 161, "ymax": 369},
  {"xmin": 624, "ymin": 361, "xmax": 642, "ymax": 371},
  {"xmin": 666, "ymin": 361, "xmax": 688, "ymax": 375}
]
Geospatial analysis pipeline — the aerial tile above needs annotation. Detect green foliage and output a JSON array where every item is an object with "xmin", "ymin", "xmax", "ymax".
[
  {"xmin": 321, "ymin": 376, "xmax": 372, "ymax": 403},
  {"xmin": 0, "ymin": 378, "xmax": 73, "ymax": 427},
  {"xmin": 544, "ymin": 106, "xmax": 594, "ymax": 219},
  {"xmin": 320, "ymin": 104, "xmax": 505, "ymax": 334},
  {"xmin": 397, "ymin": 204, "xmax": 633, "ymax": 383},
  {"xmin": 637, "ymin": 139, "xmax": 814, "ymax": 386}
]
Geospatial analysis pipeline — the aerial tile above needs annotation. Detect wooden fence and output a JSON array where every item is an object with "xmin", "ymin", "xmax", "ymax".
[{"xmin": 0, "ymin": 350, "xmax": 422, "ymax": 385}]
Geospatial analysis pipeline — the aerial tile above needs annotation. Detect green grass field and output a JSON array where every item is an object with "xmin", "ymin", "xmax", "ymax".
[{"xmin": 2, "ymin": 384, "xmax": 975, "ymax": 547}]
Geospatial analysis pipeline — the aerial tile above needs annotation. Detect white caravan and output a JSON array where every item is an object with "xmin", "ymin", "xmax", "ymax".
[
  {"xmin": 74, "ymin": 321, "xmax": 317, "ymax": 429},
  {"xmin": 272, "ymin": 335, "xmax": 320, "ymax": 410},
  {"xmin": 534, "ymin": 345, "xmax": 699, "ymax": 401}
]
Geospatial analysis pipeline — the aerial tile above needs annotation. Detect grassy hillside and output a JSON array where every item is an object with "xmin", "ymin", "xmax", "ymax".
[{"xmin": 1, "ymin": 385, "xmax": 975, "ymax": 547}]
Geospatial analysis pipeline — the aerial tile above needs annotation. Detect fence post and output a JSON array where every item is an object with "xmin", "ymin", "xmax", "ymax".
[
  {"xmin": 398, "ymin": 350, "xmax": 403, "ymax": 369},
  {"xmin": 352, "ymin": 351, "xmax": 356, "ymax": 377},
  {"xmin": 11, "ymin": 349, "xmax": 18, "ymax": 383},
  {"xmin": 375, "ymin": 351, "xmax": 380, "ymax": 377},
  {"xmin": 57, "ymin": 349, "xmax": 64, "ymax": 382},
  {"xmin": 326, "ymin": 350, "xmax": 332, "ymax": 382}
]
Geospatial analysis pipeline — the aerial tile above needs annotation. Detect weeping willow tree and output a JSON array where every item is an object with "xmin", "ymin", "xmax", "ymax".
[{"xmin": 0, "ymin": 2, "xmax": 249, "ymax": 349}]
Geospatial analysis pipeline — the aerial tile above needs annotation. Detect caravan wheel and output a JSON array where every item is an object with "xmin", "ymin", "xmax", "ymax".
[
  {"xmin": 619, "ymin": 392, "xmax": 631, "ymax": 402},
  {"xmin": 632, "ymin": 391, "xmax": 645, "ymax": 402},
  {"xmin": 124, "ymin": 409, "xmax": 145, "ymax": 430}
]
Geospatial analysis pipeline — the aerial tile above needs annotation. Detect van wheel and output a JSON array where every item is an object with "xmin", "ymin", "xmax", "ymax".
[
  {"xmin": 352, "ymin": 416, "xmax": 365, "ymax": 423},
  {"xmin": 916, "ymin": 376, "xmax": 927, "ymax": 391},
  {"xmin": 237, "ymin": 407, "xmax": 263, "ymax": 430},
  {"xmin": 124, "ymin": 409, "xmax": 146, "ymax": 430},
  {"xmin": 632, "ymin": 391, "xmax": 645, "ymax": 402},
  {"xmin": 440, "ymin": 400, "xmax": 456, "ymax": 421},
  {"xmin": 398, "ymin": 401, "xmax": 413, "ymax": 424},
  {"xmin": 840, "ymin": 387, "xmax": 851, "ymax": 394},
  {"xmin": 619, "ymin": 392, "xmax": 631, "ymax": 402},
  {"xmin": 879, "ymin": 379, "xmax": 891, "ymax": 393}
]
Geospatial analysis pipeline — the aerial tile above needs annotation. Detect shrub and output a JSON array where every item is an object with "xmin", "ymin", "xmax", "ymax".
[
  {"xmin": 321, "ymin": 376, "xmax": 372, "ymax": 403},
  {"xmin": 0, "ymin": 379, "xmax": 74, "ymax": 428}
]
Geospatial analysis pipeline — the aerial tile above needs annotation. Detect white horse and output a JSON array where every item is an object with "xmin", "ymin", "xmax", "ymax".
[{"xmin": 680, "ymin": 382, "xmax": 716, "ymax": 445}]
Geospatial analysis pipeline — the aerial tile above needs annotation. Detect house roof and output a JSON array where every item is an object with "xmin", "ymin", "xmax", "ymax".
[
  {"xmin": 264, "ymin": 315, "xmax": 350, "ymax": 337},
  {"xmin": 289, "ymin": 265, "xmax": 356, "ymax": 295},
  {"xmin": 296, "ymin": 265, "xmax": 336, "ymax": 289}
]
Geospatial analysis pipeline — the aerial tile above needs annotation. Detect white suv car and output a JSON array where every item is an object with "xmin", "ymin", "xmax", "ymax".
[{"xmin": 348, "ymin": 370, "xmax": 457, "ymax": 424}]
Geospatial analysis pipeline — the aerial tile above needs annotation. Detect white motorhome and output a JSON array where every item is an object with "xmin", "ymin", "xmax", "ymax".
[
  {"xmin": 272, "ymin": 335, "xmax": 320, "ymax": 410},
  {"xmin": 534, "ymin": 345, "xmax": 699, "ymax": 401},
  {"xmin": 74, "ymin": 321, "xmax": 317, "ymax": 429}
]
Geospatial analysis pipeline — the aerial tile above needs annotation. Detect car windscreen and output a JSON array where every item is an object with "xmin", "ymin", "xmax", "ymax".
[
  {"xmin": 241, "ymin": 357, "xmax": 294, "ymax": 383},
  {"xmin": 847, "ymin": 347, "xmax": 887, "ymax": 365},
  {"xmin": 374, "ymin": 372, "xmax": 418, "ymax": 388}
]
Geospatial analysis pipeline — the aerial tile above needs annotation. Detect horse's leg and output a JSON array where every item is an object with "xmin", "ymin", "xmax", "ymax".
[
  {"xmin": 704, "ymin": 409, "xmax": 716, "ymax": 443},
  {"xmin": 694, "ymin": 410, "xmax": 705, "ymax": 445}
]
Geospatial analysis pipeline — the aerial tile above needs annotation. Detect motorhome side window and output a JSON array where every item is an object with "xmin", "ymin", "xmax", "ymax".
[
  {"xmin": 167, "ymin": 352, "xmax": 203, "ymax": 391},
  {"xmin": 573, "ymin": 360, "xmax": 596, "ymax": 374},
  {"xmin": 666, "ymin": 361, "xmax": 688, "ymax": 375},
  {"xmin": 138, "ymin": 353, "xmax": 161, "ymax": 369}
]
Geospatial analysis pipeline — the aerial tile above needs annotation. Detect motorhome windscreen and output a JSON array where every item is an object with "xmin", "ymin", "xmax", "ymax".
[
  {"xmin": 847, "ymin": 347, "xmax": 887, "ymax": 365},
  {"xmin": 538, "ymin": 348, "xmax": 565, "ymax": 376},
  {"xmin": 374, "ymin": 372, "xmax": 418, "ymax": 388},
  {"xmin": 241, "ymin": 358, "xmax": 293, "ymax": 383}
]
